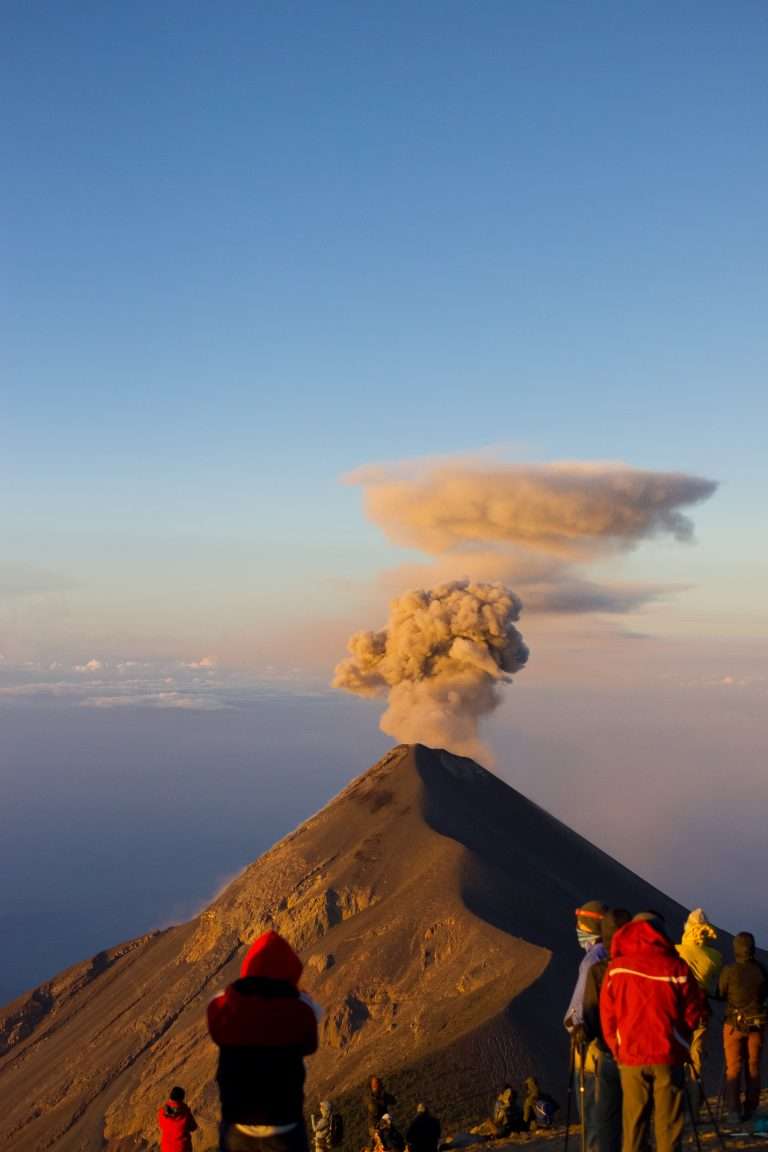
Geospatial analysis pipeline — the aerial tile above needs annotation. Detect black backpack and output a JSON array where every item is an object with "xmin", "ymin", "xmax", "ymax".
[{"xmin": 331, "ymin": 1112, "xmax": 344, "ymax": 1147}]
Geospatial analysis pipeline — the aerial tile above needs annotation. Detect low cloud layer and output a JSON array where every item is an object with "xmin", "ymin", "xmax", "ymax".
[{"xmin": 333, "ymin": 580, "xmax": 529, "ymax": 761}]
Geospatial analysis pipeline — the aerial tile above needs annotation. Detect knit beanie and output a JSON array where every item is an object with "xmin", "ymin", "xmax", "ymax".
[{"xmin": 575, "ymin": 901, "xmax": 608, "ymax": 933}]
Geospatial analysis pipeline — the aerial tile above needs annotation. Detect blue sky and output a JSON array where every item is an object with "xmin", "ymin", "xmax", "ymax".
[{"xmin": 2, "ymin": 3, "xmax": 768, "ymax": 993}]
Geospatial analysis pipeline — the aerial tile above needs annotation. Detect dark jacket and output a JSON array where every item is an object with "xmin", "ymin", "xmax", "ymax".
[
  {"xmin": 367, "ymin": 1089, "xmax": 397, "ymax": 1130},
  {"xmin": 719, "ymin": 932, "xmax": 768, "ymax": 1029},
  {"xmin": 583, "ymin": 910, "xmax": 631, "ymax": 1051},
  {"xmin": 601, "ymin": 920, "xmax": 706, "ymax": 1067},
  {"xmin": 158, "ymin": 1100, "xmax": 197, "ymax": 1152},
  {"xmin": 406, "ymin": 1111, "xmax": 441, "ymax": 1152},
  {"xmin": 375, "ymin": 1123, "xmax": 405, "ymax": 1152},
  {"xmin": 207, "ymin": 931, "xmax": 318, "ymax": 1125}
]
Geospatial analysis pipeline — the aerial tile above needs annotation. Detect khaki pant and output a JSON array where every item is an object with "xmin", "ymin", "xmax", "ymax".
[
  {"xmin": 724, "ymin": 1022, "xmax": 765, "ymax": 1119},
  {"xmin": 618, "ymin": 1064, "xmax": 684, "ymax": 1152}
]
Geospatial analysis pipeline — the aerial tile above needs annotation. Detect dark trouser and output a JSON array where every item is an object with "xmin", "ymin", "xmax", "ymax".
[
  {"xmin": 221, "ymin": 1122, "xmax": 310, "ymax": 1152},
  {"xmin": 724, "ymin": 1022, "xmax": 765, "ymax": 1120},
  {"xmin": 619, "ymin": 1064, "xmax": 685, "ymax": 1152},
  {"xmin": 575, "ymin": 1069, "xmax": 599, "ymax": 1152},
  {"xmin": 595, "ymin": 1049, "xmax": 622, "ymax": 1152}
]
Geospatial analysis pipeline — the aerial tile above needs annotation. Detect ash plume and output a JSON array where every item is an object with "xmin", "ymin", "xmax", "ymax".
[{"xmin": 333, "ymin": 580, "xmax": 528, "ymax": 761}]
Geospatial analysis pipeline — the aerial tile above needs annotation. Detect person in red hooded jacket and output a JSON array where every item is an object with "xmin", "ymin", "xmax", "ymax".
[
  {"xmin": 158, "ymin": 1086, "xmax": 198, "ymax": 1152},
  {"xmin": 600, "ymin": 913, "xmax": 707, "ymax": 1152},
  {"xmin": 208, "ymin": 930, "xmax": 320, "ymax": 1152}
]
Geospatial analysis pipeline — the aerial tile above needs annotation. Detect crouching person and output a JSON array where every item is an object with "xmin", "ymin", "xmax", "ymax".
[
  {"xmin": 600, "ymin": 914, "xmax": 707, "ymax": 1152},
  {"xmin": 208, "ymin": 930, "xmax": 319, "ymax": 1152}
]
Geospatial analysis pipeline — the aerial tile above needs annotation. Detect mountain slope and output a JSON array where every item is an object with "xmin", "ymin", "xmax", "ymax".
[{"xmin": 0, "ymin": 744, "xmax": 690, "ymax": 1151}]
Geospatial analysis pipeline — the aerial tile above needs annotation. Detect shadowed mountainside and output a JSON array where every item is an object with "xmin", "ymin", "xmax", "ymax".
[{"xmin": 0, "ymin": 744, "xmax": 692, "ymax": 1151}]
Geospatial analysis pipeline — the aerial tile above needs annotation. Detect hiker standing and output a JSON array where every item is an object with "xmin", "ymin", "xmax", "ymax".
[
  {"xmin": 675, "ymin": 907, "xmax": 723, "ymax": 1108},
  {"xmin": 564, "ymin": 900, "xmax": 608, "ymax": 1152},
  {"xmin": 207, "ymin": 930, "xmax": 319, "ymax": 1152},
  {"xmin": 405, "ymin": 1104, "xmax": 441, "ymax": 1152},
  {"xmin": 373, "ymin": 1114, "xmax": 405, "ymax": 1152},
  {"xmin": 600, "ymin": 913, "xmax": 707, "ymax": 1152},
  {"xmin": 367, "ymin": 1078, "xmax": 396, "ymax": 1137},
  {"xmin": 582, "ymin": 909, "xmax": 631, "ymax": 1152},
  {"xmin": 311, "ymin": 1102, "xmax": 335, "ymax": 1152},
  {"xmin": 158, "ymin": 1086, "xmax": 198, "ymax": 1152},
  {"xmin": 719, "ymin": 931, "xmax": 768, "ymax": 1126}
]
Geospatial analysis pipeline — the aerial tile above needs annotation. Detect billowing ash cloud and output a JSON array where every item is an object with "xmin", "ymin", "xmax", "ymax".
[
  {"xmin": 346, "ymin": 459, "xmax": 718, "ymax": 614},
  {"xmin": 333, "ymin": 580, "xmax": 528, "ymax": 761},
  {"xmin": 351, "ymin": 460, "xmax": 717, "ymax": 558}
]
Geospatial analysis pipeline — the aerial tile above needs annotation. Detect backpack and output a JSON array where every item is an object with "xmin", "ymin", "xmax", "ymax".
[
  {"xmin": 331, "ymin": 1112, "xmax": 344, "ymax": 1147},
  {"xmin": 533, "ymin": 1098, "xmax": 557, "ymax": 1128}
]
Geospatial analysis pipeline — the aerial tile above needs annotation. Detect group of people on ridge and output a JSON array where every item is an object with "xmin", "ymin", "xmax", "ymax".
[{"xmin": 566, "ymin": 900, "xmax": 768, "ymax": 1152}]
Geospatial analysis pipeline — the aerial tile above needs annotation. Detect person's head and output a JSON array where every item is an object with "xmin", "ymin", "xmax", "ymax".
[
  {"xmin": 632, "ymin": 911, "xmax": 668, "ymax": 937},
  {"xmin": 380, "ymin": 1114, "xmax": 392, "ymax": 1128},
  {"xmin": 416, "ymin": 1104, "xmax": 427, "ymax": 1115},
  {"xmin": 320, "ymin": 1101, "xmax": 332, "ymax": 1117},
  {"xmin": 523, "ymin": 1077, "xmax": 539, "ymax": 1095},
  {"xmin": 602, "ymin": 908, "xmax": 631, "ymax": 953},
  {"xmin": 500, "ymin": 1085, "xmax": 515, "ymax": 1102},
  {"xmin": 370, "ymin": 1076, "xmax": 382, "ymax": 1093},
  {"xmin": 169, "ymin": 1086, "xmax": 185, "ymax": 1103},
  {"xmin": 240, "ymin": 930, "xmax": 303, "ymax": 985},
  {"xmin": 682, "ymin": 908, "xmax": 717, "ymax": 947},
  {"xmin": 575, "ymin": 901, "xmax": 608, "ymax": 950},
  {"xmin": 734, "ymin": 932, "xmax": 756, "ymax": 962}
]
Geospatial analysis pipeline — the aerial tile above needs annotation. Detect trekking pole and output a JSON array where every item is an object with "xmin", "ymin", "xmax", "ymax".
[
  {"xmin": 716, "ymin": 1063, "xmax": 725, "ymax": 1128},
  {"xmin": 687, "ymin": 1062, "xmax": 728, "ymax": 1152},
  {"xmin": 577, "ymin": 1039, "xmax": 587, "ymax": 1152},
  {"xmin": 683, "ymin": 1073, "xmax": 703, "ymax": 1152},
  {"xmin": 563, "ymin": 1037, "xmax": 576, "ymax": 1152}
]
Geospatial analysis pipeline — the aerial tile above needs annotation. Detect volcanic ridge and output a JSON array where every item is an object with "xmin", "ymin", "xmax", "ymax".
[{"xmin": 0, "ymin": 744, "xmax": 689, "ymax": 1152}]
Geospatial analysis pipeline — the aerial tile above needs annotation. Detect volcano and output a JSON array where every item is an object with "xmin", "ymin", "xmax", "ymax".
[{"xmin": 0, "ymin": 744, "xmax": 689, "ymax": 1152}]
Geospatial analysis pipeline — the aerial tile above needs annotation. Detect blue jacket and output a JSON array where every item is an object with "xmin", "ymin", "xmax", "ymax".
[{"xmin": 564, "ymin": 941, "xmax": 607, "ymax": 1029}]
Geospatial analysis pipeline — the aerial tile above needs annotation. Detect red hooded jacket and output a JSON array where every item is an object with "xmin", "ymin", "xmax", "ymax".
[
  {"xmin": 157, "ymin": 1101, "xmax": 197, "ymax": 1152},
  {"xmin": 207, "ymin": 931, "xmax": 318, "ymax": 1126},
  {"xmin": 600, "ymin": 920, "xmax": 707, "ymax": 1067}
]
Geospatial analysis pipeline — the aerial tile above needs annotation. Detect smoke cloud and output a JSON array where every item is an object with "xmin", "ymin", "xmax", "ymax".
[{"xmin": 333, "ymin": 580, "xmax": 528, "ymax": 761}]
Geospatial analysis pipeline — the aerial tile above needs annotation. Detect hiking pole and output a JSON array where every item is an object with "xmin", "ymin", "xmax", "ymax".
[
  {"xmin": 687, "ymin": 1062, "xmax": 728, "ymax": 1152},
  {"xmin": 577, "ymin": 1038, "xmax": 587, "ymax": 1152},
  {"xmin": 683, "ymin": 1073, "xmax": 703, "ymax": 1152},
  {"xmin": 563, "ymin": 1036, "xmax": 576, "ymax": 1152}
]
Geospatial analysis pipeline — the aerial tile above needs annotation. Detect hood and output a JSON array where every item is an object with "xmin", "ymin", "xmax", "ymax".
[
  {"xmin": 681, "ymin": 908, "xmax": 717, "ymax": 948},
  {"xmin": 734, "ymin": 932, "xmax": 756, "ymax": 962},
  {"xmin": 601, "ymin": 909, "xmax": 631, "ymax": 951},
  {"xmin": 240, "ymin": 930, "xmax": 303, "ymax": 984},
  {"xmin": 611, "ymin": 919, "xmax": 675, "ymax": 960}
]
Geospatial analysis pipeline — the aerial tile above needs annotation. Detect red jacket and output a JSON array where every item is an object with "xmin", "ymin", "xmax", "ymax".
[
  {"xmin": 157, "ymin": 1101, "xmax": 197, "ymax": 1152},
  {"xmin": 600, "ymin": 920, "xmax": 707, "ymax": 1067},
  {"xmin": 207, "ymin": 930, "xmax": 319, "ymax": 1126}
]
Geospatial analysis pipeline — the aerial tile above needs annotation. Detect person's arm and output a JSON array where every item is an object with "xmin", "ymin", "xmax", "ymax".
[
  {"xmin": 681, "ymin": 972, "xmax": 707, "ymax": 1036},
  {"xmin": 718, "ymin": 965, "xmax": 730, "ymax": 1004},
  {"xmin": 187, "ymin": 1111, "xmax": 198, "ymax": 1134},
  {"xmin": 581, "ymin": 965, "xmax": 601, "ymax": 1044}
]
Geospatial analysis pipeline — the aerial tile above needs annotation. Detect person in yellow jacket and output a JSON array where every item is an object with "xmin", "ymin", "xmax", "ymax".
[{"xmin": 676, "ymin": 908, "xmax": 723, "ymax": 1081}]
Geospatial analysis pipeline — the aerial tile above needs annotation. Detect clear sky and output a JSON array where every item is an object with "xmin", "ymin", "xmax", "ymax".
[{"xmin": 2, "ymin": 3, "xmax": 768, "ymax": 996}]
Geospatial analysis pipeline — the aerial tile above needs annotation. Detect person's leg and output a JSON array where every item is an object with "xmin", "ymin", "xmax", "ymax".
[
  {"xmin": 596, "ymin": 1050, "xmax": 622, "ymax": 1152},
  {"xmin": 619, "ymin": 1065, "xmax": 652, "ymax": 1152},
  {"xmin": 745, "ymin": 1028, "xmax": 764, "ymax": 1118},
  {"xmin": 583, "ymin": 1071, "xmax": 599, "ymax": 1152},
  {"xmin": 651, "ymin": 1065, "xmax": 685, "ymax": 1152},
  {"xmin": 723, "ymin": 1023, "xmax": 745, "ymax": 1122}
]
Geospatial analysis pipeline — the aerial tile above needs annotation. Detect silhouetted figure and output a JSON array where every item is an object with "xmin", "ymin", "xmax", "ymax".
[
  {"xmin": 158, "ymin": 1086, "xmax": 198, "ymax": 1152},
  {"xmin": 374, "ymin": 1114, "xmax": 405, "ymax": 1152},
  {"xmin": 312, "ymin": 1101, "xmax": 336, "ymax": 1152},
  {"xmin": 367, "ymin": 1078, "xmax": 397, "ymax": 1136},
  {"xmin": 207, "ymin": 930, "xmax": 320, "ymax": 1152},
  {"xmin": 405, "ymin": 1103, "xmax": 441, "ymax": 1152},
  {"xmin": 719, "ymin": 931, "xmax": 768, "ymax": 1125}
]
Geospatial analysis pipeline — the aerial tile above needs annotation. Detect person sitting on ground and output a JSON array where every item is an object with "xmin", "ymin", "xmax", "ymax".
[
  {"xmin": 600, "ymin": 912, "xmax": 707, "ymax": 1152},
  {"xmin": 582, "ymin": 908, "xmax": 632, "ymax": 1152},
  {"xmin": 405, "ymin": 1103, "xmax": 441, "ymax": 1152},
  {"xmin": 367, "ymin": 1078, "xmax": 397, "ymax": 1137},
  {"xmin": 519, "ymin": 1077, "xmax": 558, "ymax": 1132},
  {"xmin": 158, "ymin": 1086, "xmax": 198, "ymax": 1152},
  {"xmin": 374, "ymin": 1114, "xmax": 405, "ymax": 1152},
  {"xmin": 719, "ymin": 931, "xmax": 768, "ymax": 1126},
  {"xmin": 675, "ymin": 908, "xmax": 723, "ymax": 1110},
  {"xmin": 207, "ymin": 930, "xmax": 320, "ymax": 1152},
  {"xmin": 470, "ymin": 1086, "xmax": 522, "ymax": 1138},
  {"xmin": 311, "ymin": 1101, "xmax": 335, "ymax": 1152}
]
